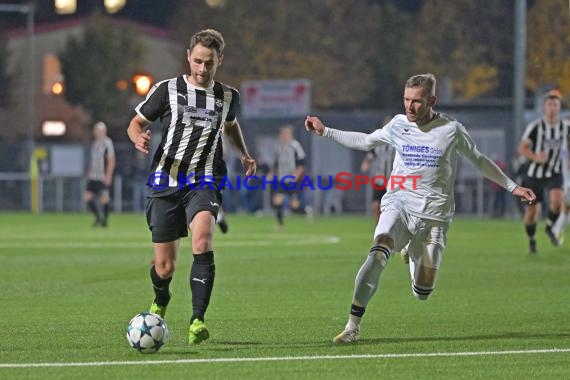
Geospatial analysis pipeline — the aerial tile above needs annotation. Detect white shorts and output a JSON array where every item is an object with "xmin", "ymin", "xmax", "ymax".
[{"xmin": 374, "ymin": 202, "xmax": 449, "ymax": 269}]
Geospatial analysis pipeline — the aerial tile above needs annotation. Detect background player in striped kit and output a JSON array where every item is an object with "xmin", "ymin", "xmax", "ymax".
[
  {"xmin": 360, "ymin": 116, "xmax": 395, "ymax": 221},
  {"xmin": 271, "ymin": 125, "xmax": 307, "ymax": 229},
  {"xmin": 127, "ymin": 29, "xmax": 256, "ymax": 345},
  {"xmin": 305, "ymin": 73, "xmax": 535, "ymax": 343},
  {"xmin": 518, "ymin": 90, "xmax": 569, "ymax": 253},
  {"xmin": 84, "ymin": 121, "xmax": 115, "ymax": 227}
]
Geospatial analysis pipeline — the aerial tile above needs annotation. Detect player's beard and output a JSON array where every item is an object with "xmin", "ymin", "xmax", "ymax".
[
  {"xmin": 406, "ymin": 112, "xmax": 417, "ymax": 122},
  {"xmin": 192, "ymin": 72, "xmax": 213, "ymax": 88}
]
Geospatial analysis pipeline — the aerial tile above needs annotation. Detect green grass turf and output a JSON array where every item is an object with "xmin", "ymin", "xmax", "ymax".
[{"xmin": 0, "ymin": 212, "xmax": 569, "ymax": 379}]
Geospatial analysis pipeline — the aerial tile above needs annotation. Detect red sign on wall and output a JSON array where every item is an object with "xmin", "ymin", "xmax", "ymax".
[{"xmin": 241, "ymin": 79, "xmax": 311, "ymax": 118}]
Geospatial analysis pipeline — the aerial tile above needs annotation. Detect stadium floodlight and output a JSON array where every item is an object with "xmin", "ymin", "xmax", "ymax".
[
  {"xmin": 133, "ymin": 74, "xmax": 153, "ymax": 96},
  {"xmin": 54, "ymin": 0, "xmax": 76, "ymax": 15},
  {"xmin": 42, "ymin": 121, "xmax": 66, "ymax": 136},
  {"xmin": 104, "ymin": 0, "xmax": 126, "ymax": 14},
  {"xmin": 51, "ymin": 81, "xmax": 64, "ymax": 95},
  {"xmin": 205, "ymin": 0, "xmax": 228, "ymax": 8}
]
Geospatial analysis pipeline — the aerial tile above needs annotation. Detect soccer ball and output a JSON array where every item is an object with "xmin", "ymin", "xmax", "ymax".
[{"xmin": 126, "ymin": 312, "xmax": 169, "ymax": 354}]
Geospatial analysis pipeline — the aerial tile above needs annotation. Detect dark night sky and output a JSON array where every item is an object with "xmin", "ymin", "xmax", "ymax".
[
  {"xmin": 0, "ymin": 0, "xmax": 425, "ymax": 30},
  {"xmin": 0, "ymin": 0, "xmax": 177, "ymax": 29}
]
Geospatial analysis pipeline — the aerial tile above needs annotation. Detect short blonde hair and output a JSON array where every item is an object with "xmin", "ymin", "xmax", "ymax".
[{"xmin": 405, "ymin": 73, "xmax": 437, "ymax": 96}]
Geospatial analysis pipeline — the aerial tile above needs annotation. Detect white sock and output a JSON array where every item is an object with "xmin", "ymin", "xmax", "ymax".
[
  {"xmin": 409, "ymin": 257, "xmax": 415, "ymax": 282},
  {"xmin": 346, "ymin": 317, "xmax": 360, "ymax": 330},
  {"xmin": 552, "ymin": 213, "xmax": 568, "ymax": 236}
]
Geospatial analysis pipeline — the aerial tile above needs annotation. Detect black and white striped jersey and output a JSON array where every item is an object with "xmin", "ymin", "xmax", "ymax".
[
  {"xmin": 521, "ymin": 118, "xmax": 570, "ymax": 179},
  {"xmin": 88, "ymin": 137, "xmax": 115, "ymax": 181},
  {"xmin": 366, "ymin": 144, "xmax": 395, "ymax": 184},
  {"xmin": 135, "ymin": 75, "xmax": 239, "ymax": 192},
  {"xmin": 274, "ymin": 139, "xmax": 306, "ymax": 178}
]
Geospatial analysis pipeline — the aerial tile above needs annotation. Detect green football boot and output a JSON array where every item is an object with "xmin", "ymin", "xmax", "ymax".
[{"xmin": 188, "ymin": 319, "xmax": 210, "ymax": 345}]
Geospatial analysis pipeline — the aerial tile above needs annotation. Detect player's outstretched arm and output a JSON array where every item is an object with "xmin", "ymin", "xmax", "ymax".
[
  {"xmin": 305, "ymin": 116, "xmax": 326, "ymax": 136},
  {"xmin": 305, "ymin": 115, "xmax": 381, "ymax": 151},
  {"xmin": 512, "ymin": 186, "xmax": 536, "ymax": 205}
]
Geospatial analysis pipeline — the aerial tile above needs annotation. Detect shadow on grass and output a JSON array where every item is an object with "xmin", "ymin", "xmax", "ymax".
[{"xmin": 199, "ymin": 331, "xmax": 570, "ymax": 352}]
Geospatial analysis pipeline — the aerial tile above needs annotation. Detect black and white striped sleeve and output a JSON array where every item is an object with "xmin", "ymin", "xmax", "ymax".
[{"xmin": 134, "ymin": 80, "xmax": 169, "ymax": 123}]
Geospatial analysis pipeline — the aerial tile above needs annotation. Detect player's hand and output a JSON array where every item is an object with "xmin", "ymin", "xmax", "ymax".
[
  {"xmin": 103, "ymin": 175, "xmax": 112, "ymax": 187},
  {"xmin": 135, "ymin": 130, "xmax": 151, "ymax": 154},
  {"xmin": 305, "ymin": 116, "xmax": 325, "ymax": 136},
  {"xmin": 533, "ymin": 152, "xmax": 547, "ymax": 164},
  {"xmin": 512, "ymin": 186, "xmax": 536, "ymax": 205},
  {"xmin": 242, "ymin": 154, "xmax": 256, "ymax": 176}
]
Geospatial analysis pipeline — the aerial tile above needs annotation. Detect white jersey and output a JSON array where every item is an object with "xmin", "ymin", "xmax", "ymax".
[{"xmin": 324, "ymin": 113, "xmax": 517, "ymax": 222}]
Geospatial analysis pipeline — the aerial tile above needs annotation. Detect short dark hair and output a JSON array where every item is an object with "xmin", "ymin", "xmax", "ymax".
[
  {"xmin": 405, "ymin": 73, "xmax": 437, "ymax": 96},
  {"xmin": 543, "ymin": 89, "xmax": 562, "ymax": 102},
  {"xmin": 189, "ymin": 29, "xmax": 225, "ymax": 56}
]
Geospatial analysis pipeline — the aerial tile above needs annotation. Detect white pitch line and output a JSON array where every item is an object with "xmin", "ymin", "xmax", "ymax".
[{"xmin": 1, "ymin": 348, "xmax": 569, "ymax": 369}]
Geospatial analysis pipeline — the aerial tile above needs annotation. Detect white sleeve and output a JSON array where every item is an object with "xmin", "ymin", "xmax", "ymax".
[
  {"xmin": 106, "ymin": 138, "xmax": 115, "ymax": 159},
  {"xmin": 457, "ymin": 124, "xmax": 518, "ymax": 192},
  {"xmin": 292, "ymin": 140, "xmax": 306, "ymax": 160},
  {"xmin": 323, "ymin": 125, "xmax": 391, "ymax": 151}
]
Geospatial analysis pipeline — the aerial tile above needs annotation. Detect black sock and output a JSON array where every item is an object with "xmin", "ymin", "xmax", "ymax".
[
  {"xmin": 276, "ymin": 208, "xmax": 284, "ymax": 226},
  {"xmin": 190, "ymin": 251, "xmax": 215, "ymax": 322},
  {"xmin": 103, "ymin": 203, "xmax": 110, "ymax": 223},
  {"xmin": 525, "ymin": 223, "xmax": 536, "ymax": 239},
  {"xmin": 350, "ymin": 304, "xmax": 365, "ymax": 318},
  {"xmin": 150, "ymin": 265, "xmax": 172, "ymax": 307},
  {"xmin": 546, "ymin": 211, "xmax": 559, "ymax": 228},
  {"xmin": 87, "ymin": 200, "xmax": 101, "ymax": 222}
]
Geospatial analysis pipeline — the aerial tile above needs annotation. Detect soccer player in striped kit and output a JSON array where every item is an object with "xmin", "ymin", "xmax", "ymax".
[
  {"xmin": 360, "ymin": 116, "xmax": 395, "ymax": 221},
  {"xmin": 271, "ymin": 125, "xmax": 307, "ymax": 229},
  {"xmin": 84, "ymin": 121, "xmax": 115, "ymax": 227},
  {"xmin": 305, "ymin": 74, "xmax": 535, "ymax": 343},
  {"xmin": 127, "ymin": 29, "xmax": 256, "ymax": 345},
  {"xmin": 518, "ymin": 90, "xmax": 570, "ymax": 253}
]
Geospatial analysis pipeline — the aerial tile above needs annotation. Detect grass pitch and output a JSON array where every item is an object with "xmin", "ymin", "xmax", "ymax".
[{"xmin": 0, "ymin": 212, "xmax": 569, "ymax": 379}]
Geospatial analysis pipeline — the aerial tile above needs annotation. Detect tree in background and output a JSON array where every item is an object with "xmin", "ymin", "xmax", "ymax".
[
  {"xmin": 59, "ymin": 16, "xmax": 145, "ymax": 122},
  {"xmin": 172, "ymin": 0, "xmax": 413, "ymax": 109},
  {"xmin": 526, "ymin": 0, "xmax": 570, "ymax": 98},
  {"xmin": 413, "ymin": 0, "xmax": 513, "ymax": 101},
  {"xmin": 171, "ymin": 0, "xmax": 570, "ymax": 106}
]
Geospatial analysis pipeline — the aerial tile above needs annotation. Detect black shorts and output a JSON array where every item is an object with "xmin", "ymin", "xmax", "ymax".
[
  {"xmin": 86, "ymin": 180, "xmax": 108, "ymax": 195},
  {"xmin": 145, "ymin": 188, "xmax": 222, "ymax": 243},
  {"xmin": 273, "ymin": 181, "xmax": 297, "ymax": 196},
  {"xmin": 372, "ymin": 188, "xmax": 387, "ymax": 203},
  {"xmin": 523, "ymin": 174, "xmax": 563, "ymax": 204}
]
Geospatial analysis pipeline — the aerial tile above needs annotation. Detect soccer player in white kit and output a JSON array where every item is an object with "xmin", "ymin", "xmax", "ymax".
[{"xmin": 305, "ymin": 73, "xmax": 536, "ymax": 343}]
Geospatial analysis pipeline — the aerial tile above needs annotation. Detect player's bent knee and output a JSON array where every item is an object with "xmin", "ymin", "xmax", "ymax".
[
  {"xmin": 374, "ymin": 233, "xmax": 394, "ymax": 249},
  {"xmin": 192, "ymin": 234, "xmax": 213, "ymax": 253},
  {"xmin": 155, "ymin": 260, "xmax": 175, "ymax": 278}
]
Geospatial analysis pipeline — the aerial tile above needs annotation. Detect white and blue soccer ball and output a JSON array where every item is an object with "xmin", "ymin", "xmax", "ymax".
[{"xmin": 126, "ymin": 312, "xmax": 169, "ymax": 354}]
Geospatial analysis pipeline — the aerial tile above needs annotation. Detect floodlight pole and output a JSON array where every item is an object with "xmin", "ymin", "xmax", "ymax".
[{"xmin": 512, "ymin": 0, "xmax": 526, "ymax": 160}]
